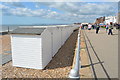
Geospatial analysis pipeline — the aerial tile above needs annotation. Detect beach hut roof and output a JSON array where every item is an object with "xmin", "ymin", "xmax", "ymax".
[{"xmin": 10, "ymin": 28, "xmax": 46, "ymax": 35}]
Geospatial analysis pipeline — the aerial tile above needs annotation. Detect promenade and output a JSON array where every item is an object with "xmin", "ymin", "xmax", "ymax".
[{"xmin": 82, "ymin": 28, "xmax": 118, "ymax": 78}]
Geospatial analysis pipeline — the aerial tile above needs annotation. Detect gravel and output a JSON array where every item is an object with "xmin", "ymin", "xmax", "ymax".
[{"xmin": 2, "ymin": 30, "xmax": 78, "ymax": 78}]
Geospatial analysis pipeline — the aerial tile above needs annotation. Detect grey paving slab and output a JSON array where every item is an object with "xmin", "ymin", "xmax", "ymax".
[
  {"xmin": 0, "ymin": 54, "xmax": 2, "ymax": 66},
  {"xmin": 84, "ymin": 28, "xmax": 118, "ymax": 78},
  {"xmin": 0, "ymin": 54, "xmax": 12, "ymax": 65}
]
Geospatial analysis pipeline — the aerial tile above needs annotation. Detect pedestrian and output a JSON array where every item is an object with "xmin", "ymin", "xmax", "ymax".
[
  {"xmin": 88, "ymin": 24, "xmax": 92, "ymax": 30},
  {"xmin": 96, "ymin": 24, "xmax": 100, "ymax": 34},
  {"xmin": 85, "ymin": 24, "xmax": 88, "ymax": 29},
  {"xmin": 108, "ymin": 22, "xmax": 113, "ymax": 35},
  {"xmin": 92, "ymin": 24, "xmax": 95, "ymax": 29},
  {"xmin": 82, "ymin": 24, "xmax": 84, "ymax": 29},
  {"xmin": 115, "ymin": 23, "xmax": 120, "ymax": 30},
  {"xmin": 106, "ymin": 24, "xmax": 109, "ymax": 33},
  {"xmin": 118, "ymin": 24, "xmax": 120, "ymax": 30},
  {"xmin": 80, "ymin": 24, "xmax": 82, "ymax": 29}
]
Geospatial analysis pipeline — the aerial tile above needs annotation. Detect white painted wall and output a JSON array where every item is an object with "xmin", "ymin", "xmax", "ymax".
[
  {"xmin": 52, "ymin": 27, "xmax": 62, "ymax": 57},
  {"xmin": 47, "ymin": 27, "xmax": 62, "ymax": 57},
  {"xmin": 41, "ymin": 29, "xmax": 52, "ymax": 68},
  {"xmin": 61, "ymin": 27, "xmax": 67, "ymax": 45},
  {"xmin": 47, "ymin": 26, "xmax": 78, "ymax": 57},
  {"xmin": 11, "ymin": 35, "xmax": 43, "ymax": 69}
]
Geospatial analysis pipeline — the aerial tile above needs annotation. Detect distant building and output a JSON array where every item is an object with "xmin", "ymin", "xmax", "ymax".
[
  {"xmin": 118, "ymin": 13, "xmax": 120, "ymax": 24},
  {"xmin": 105, "ymin": 16, "xmax": 117, "ymax": 24},
  {"xmin": 95, "ymin": 16, "xmax": 105, "ymax": 24}
]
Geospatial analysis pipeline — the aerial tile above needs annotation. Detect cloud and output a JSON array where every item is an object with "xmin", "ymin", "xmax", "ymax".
[
  {"xmin": 42, "ymin": 2, "xmax": 79, "ymax": 13},
  {"xmin": 78, "ymin": 3, "xmax": 117, "ymax": 15},
  {"xmin": 35, "ymin": 4, "xmax": 39, "ymax": 8},
  {"xmin": 9, "ymin": 8, "xmax": 32, "ymax": 16},
  {"xmin": 1, "ymin": 2, "xmax": 118, "ymax": 23},
  {"xmin": 3, "ymin": 2, "xmax": 25, "ymax": 8},
  {"xmin": 40, "ymin": 2, "xmax": 117, "ymax": 15},
  {"xmin": 0, "ymin": 4, "xmax": 10, "ymax": 15},
  {"xmin": 106, "ymin": 0, "xmax": 119, "ymax": 1},
  {"xmin": 0, "ymin": 0, "xmax": 119, "ymax": 2},
  {"xmin": 118, "ymin": 1, "xmax": 120, "ymax": 12},
  {"xmin": 34, "ymin": 2, "xmax": 118, "ymax": 23},
  {"xmin": 0, "ymin": 4, "xmax": 9, "ymax": 9},
  {"xmin": 10, "ymin": 2, "xmax": 25, "ymax": 7},
  {"xmin": 1, "ymin": 4, "xmax": 60, "ymax": 19}
]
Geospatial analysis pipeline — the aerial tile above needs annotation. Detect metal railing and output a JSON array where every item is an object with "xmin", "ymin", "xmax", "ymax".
[{"xmin": 69, "ymin": 28, "xmax": 81, "ymax": 79}]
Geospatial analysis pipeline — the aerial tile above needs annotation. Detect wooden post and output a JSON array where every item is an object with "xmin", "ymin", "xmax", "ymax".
[{"xmin": 8, "ymin": 26, "xmax": 9, "ymax": 33}]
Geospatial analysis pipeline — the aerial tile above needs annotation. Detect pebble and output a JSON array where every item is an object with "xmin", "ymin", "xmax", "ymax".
[{"xmin": 1, "ymin": 30, "xmax": 85, "ymax": 78}]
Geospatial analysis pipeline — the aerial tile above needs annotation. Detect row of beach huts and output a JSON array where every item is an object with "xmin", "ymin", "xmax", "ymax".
[{"xmin": 10, "ymin": 25, "xmax": 79, "ymax": 69}]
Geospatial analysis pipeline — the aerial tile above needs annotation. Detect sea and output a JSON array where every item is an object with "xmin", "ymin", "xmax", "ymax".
[{"xmin": 0, "ymin": 24, "xmax": 70, "ymax": 33}]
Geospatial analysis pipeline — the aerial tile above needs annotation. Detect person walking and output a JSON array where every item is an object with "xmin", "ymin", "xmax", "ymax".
[
  {"xmin": 96, "ymin": 24, "xmax": 100, "ymax": 34},
  {"xmin": 88, "ymin": 24, "xmax": 92, "ymax": 30},
  {"xmin": 92, "ymin": 24, "xmax": 95, "ymax": 29},
  {"xmin": 108, "ymin": 22, "xmax": 113, "ymax": 35},
  {"xmin": 106, "ymin": 24, "xmax": 109, "ymax": 33}
]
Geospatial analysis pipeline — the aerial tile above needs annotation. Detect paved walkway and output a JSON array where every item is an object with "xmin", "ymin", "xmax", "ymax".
[
  {"xmin": 0, "ymin": 34, "xmax": 11, "ymax": 65},
  {"xmin": 83, "ymin": 28, "xmax": 118, "ymax": 78},
  {"xmin": 0, "ymin": 54, "xmax": 12, "ymax": 65}
]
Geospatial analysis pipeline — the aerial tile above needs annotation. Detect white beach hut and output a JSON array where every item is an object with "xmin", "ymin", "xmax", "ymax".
[
  {"xmin": 61, "ymin": 26, "xmax": 70, "ymax": 45},
  {"xmin": 11, "ymin": 28, "xmax": 52, "ymax": 69},
  {"xmin": 47, "ymin": 27, "xmax": 62, "ymax": 57},
  {"xmin": 47, "ymin": 26, "xmax": 78, "ymax": 57},
  {"xmin": 10, "ymin": 25, "xmax": 79, "ymax": 69}
]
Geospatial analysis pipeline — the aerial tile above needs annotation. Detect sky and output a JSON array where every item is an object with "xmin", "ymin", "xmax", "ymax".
[{"xmin": 0, "ymin": 1, "xmax": 119, "ymax": 25}]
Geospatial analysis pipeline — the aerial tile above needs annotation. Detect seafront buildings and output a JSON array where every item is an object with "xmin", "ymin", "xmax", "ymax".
[
  {"xmin": 95, "ymin": 14, "xmax": 119, "ymax": 25},
  {"xmin": 118, "ymin": 13, "xmax": 120, "ymax": 24},
  {"xmin": 95, "ymin": 16, "xmax": 105, "ymax": 24},
  {"xmin": 105, "ymin": 12, "xmax": 120, "ymax": 24},
  {"xmin": 105, "ymin": 16, "xmax": 117, "ymax": 24}
]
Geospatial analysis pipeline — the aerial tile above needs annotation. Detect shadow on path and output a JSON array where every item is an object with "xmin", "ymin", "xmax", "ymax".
[{"xmin": 81, "ymin": 61, "xmax": 104, "ymax": 68}]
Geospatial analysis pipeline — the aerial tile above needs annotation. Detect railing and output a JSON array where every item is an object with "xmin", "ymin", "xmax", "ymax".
[{"xmin": 69, "ymin": 28, "xmax": 81, "ymax": 79}]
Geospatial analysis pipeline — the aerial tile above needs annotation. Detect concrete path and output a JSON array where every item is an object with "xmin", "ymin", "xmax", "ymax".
[
  {"xmin": 83, "ymin": 28, "xmax": 118, "ymax": 78},
  {"xmin": 0, "ymin": 54, "xmax": 12, "ymax": 65}
]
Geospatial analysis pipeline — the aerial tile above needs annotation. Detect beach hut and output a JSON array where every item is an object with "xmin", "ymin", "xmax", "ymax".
[
  {"xmin": 10, "ymin": 28, "xmax": 52, "ymax": 69},
  {"xmin": 10, "ymin": 25, "xmax": 79, "ymax": 69},
  {"xmin": 61, "ymin": 26, "xmax": 70, "ymax": 45},
  {"xmin": 46, "ymin": 26, "xmax": 77, "ymax": 57},
  {"xmin": 47, "ymin": 27, "xmax": 62, "ymax": 57}
]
